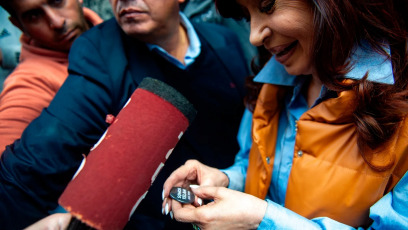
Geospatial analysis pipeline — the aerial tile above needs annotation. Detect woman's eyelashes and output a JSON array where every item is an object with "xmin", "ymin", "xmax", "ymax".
[
  {"xmin": 238, "ymin": 0, "xmax": 276, "ymax": 22},
  {"xmin": 259, "ymin": 0, "xmax": 276, "ymax": 14}
]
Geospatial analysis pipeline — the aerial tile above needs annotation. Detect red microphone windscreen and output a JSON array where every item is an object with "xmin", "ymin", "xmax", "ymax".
[{"xmin": 58, "ymin": 78, "xmax": 196, "ymax": 230}]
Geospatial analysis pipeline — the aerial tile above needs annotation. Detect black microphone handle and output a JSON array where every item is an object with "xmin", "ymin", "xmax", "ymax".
[{"xmin": 67, "ymin": 216, "xmax": 96, "ymax": 230}]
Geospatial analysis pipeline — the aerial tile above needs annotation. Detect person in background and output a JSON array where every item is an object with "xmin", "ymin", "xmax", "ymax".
[
  {"xmin": 0, "ymin": 0, "xmax": 102, "ymax": 152},
  {"xmin": 83, "ymin": 0, "xmax": 113, "ymax": 20},
  {"xmin": 182, "ymin": 0, "xmax": 257, "ymax": 71},
  {"xmin": 0, "ymin": 6, "xmax": 21, "ymax": 91},
  {"xmin": 163, "ymin": 0, "xmax": 408, "ymax": 229},
  {"xmin": 0, "ymin": 0, "xmax": 248, "ymax": 229}
]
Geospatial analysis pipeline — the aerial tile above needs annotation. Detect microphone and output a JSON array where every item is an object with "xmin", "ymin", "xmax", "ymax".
[{"xmin": 58, "ymin": 77, "xmax": 196, "ymax": 230}]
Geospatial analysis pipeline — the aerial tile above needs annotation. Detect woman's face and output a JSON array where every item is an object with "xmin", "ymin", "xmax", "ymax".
[{"xmin": 237, "ymin": 0, "xmax": 315, "ymax": 76}]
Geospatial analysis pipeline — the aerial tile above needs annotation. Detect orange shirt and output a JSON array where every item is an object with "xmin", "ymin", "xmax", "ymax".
[{"xmin": 0, "ymin": 8, "xmax": 102, "ymax": 152}]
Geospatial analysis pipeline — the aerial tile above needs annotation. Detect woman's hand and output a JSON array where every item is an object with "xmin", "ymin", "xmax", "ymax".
[
  {"xmin": 162, "ymin": 160, "xmax": 229, "ymax": 215},
  {"xmin": 172, "ymin": 186, "xmax": 267, "ymax": 230}
]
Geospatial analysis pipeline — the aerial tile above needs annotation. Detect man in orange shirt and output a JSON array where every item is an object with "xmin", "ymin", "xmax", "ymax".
[{"xmin": 0, "ymin": 0, "xmax": 102, "ymax": 152}]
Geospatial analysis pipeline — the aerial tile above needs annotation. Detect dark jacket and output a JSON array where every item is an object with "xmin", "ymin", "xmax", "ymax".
[{"xmin": 0, "ymin": 18, "xmax": 248, "ymax": 229}]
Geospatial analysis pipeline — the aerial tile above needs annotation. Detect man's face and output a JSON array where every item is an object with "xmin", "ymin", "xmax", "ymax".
[
  {"xmin": 9, "ymin": 0, "xmax": 89, "ymax": 52},
  {"xmin": 109, "ymin": 0, "xmax": 183, "ymax": 42}
]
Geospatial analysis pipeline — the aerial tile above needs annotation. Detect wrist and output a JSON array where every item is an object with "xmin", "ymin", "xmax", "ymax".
[
  {"xmin": 220, "ymin": 171, "xmax": 230, "ymax": 188},
  {"xmin": 251, "ymin": 199, "xmax": 268, "ymax": 229}
]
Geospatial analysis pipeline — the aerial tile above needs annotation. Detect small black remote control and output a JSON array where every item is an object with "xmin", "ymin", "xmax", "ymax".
[{"xmin": 169, "ymin": 187, "xmax": 195, "ymax": 204}]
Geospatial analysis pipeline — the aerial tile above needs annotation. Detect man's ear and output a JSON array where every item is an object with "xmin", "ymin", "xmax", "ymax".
[{"xmin": 9, "ymin": 16, "xmax": 23, "ymax": 32}]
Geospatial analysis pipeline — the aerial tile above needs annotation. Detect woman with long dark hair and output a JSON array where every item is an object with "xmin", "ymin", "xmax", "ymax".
[{"xmin": 162, "ymin": 0, "xmax": 408, "ymax": 229}]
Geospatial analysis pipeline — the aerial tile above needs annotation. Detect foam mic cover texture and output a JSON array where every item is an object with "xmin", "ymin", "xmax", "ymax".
[{"xmin": 58, "ymin": 77, "xmax": 196, "ymax": 230}]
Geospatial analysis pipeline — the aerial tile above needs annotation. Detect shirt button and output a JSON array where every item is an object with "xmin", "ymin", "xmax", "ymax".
[
  {"xmin": 266, "ymin": 157, "xmax": 271, "ymax": 164},
  {"xmin": 297, "ymin": 150, "xmax": 303, "ymax": 157}
]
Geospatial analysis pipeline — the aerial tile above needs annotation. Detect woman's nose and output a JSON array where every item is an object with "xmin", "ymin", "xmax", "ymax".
[{"xmin": 249, "ymin": 16, "xmax": 272, "ymax": 47}]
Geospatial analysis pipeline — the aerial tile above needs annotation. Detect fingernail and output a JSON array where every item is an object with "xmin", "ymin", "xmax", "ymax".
[
  {"xmin": 190, "ymin": 184, "xmax": 200, "ymax": 189},
  {"xmin": 170, "ymin": 211, "xmax": 174, "ymax": 219},
  {"xmin": 162, "ymin": 189, "xmax": 165, "ymax": 201},
  {"xmin": 197, "ymin": 198, "xmax": 202, "ymax": 206},
  {"xmin": 165, "ymin": 203, "xmax": 169, "ymax": 215}
]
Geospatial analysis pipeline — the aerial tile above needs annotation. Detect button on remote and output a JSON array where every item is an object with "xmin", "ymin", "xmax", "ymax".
[{"xmin": 169, "ymin": 187, "xmax": 195, "ymax": 204}]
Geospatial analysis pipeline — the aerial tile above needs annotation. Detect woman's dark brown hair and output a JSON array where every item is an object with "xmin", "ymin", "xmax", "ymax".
[{"xmin": 215, "ymin": 0, "xmax": 408, "ymax": 171}]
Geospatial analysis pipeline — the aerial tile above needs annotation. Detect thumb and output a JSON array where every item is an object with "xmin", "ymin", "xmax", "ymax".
[{"xmin": 191, "ymin": 186, "xmax": 226, "ymax": 201}]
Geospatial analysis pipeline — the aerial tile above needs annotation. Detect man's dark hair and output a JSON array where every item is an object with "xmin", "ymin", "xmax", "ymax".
[{"xmin": 1, "ymin": 1, "xmax": 17, "ymax": 18}]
